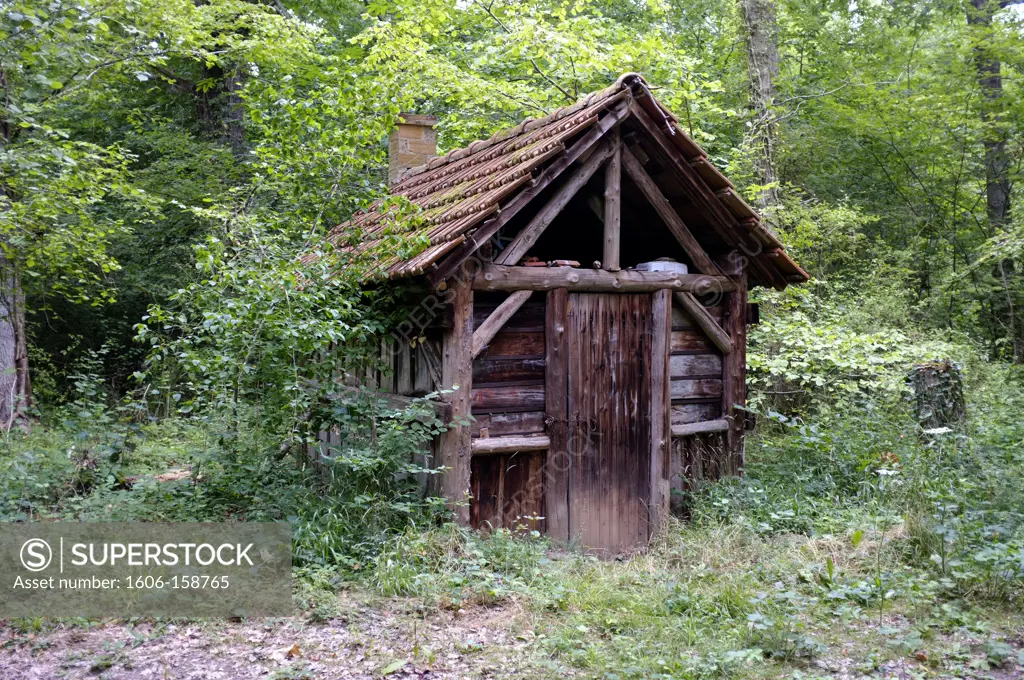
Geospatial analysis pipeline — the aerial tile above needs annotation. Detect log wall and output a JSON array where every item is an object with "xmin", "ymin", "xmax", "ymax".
[{"xmin": 468, "ymin": 292, "xmax": 548, "ymax": 532}]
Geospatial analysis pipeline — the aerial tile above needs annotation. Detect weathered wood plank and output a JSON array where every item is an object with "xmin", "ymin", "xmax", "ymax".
[
  {"xmin": 671, "ymin": 418, "xmax": 729, "ymax": 438},
  {"xmin": 670, "ymin": 354, "xmax": 722, "ymax": 377},
  {"xmin": 671, "ymin": 403, "xmax": 720, "ymax": 425},
  {"xmin": 438, "ymin": 276, "xmax": 474, "ymax": 524},
  {"xmin": 474, "ymin": 265, "xmax": 735, "ymax": 293},
  {"xmin": 621, "ymin": 145, "xmax": 720, "ymax": 276},
  {"xmin": 674, "ymin": 292, "xmax": 733, "ymax": 354},
  {"xmin": 568, "ymin": 293, "xmax": 652, "ymax": 553},
  {"xmin": 496, "ymin": 140, "xmax": 618, "ymax": 267},
  {"xmin": 672, "ymin": 304, "xmax": 725, "ymax": 327},
  {"xmin": 478, "ymin": 331, "xmax": 545, "ymax": 359},
  {"xmin": 650, "ymin": 289, "xmax": 672, "ymax": 537},
  {"xmin": 472, "ymin": 357, "xmax": 546, "ymax": 384},
  {"xmin": 429, "ymin": 99, "xmax": 630, "ymax": 286},
  {"xmin": 472, "ymin": 297, "xmax": 545, "ymax": 331},
  {"xmin": 472, "ymin": 435, "xmax": 551, "ymax": 455},
  {"xmin": 395, "ymin": 339, "xmax": 414, "ymax": 396},
  {"xmin": 545, "ymin": 288, "xmax": 570, "ymax": 541},
  {"xmin": 671, "ymin": 331, "xmax": 715, "ymax": 353},
  {"xmin": 471, "ymin": 411, "xmax": 547, "ymax": 438},
  {"xmin": 471, "ymin": 290, "xmax": 534, "ymax": 359},
  {"xmin": 471, "ymin": 384, "xmax": 545, "ymax": 412},
  {"xmin": 671, "ymin": 378, "xmax": 723, "ymax": 400},
  {"xmin": 603, "ymin": 131, "xmax": 622, "ymax": 271}
]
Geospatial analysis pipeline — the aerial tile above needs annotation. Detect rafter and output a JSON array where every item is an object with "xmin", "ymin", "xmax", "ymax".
[
  {"xmin": 627, "ymin": 101, "xmax": 788, "ymax": 290},
  {"xmin": 428, "ymin": 100, "xmax": 629, "ymax": 286},
  {"xmin": 495, "ymin": 138, "xmax": 617, "ymax": 266},
  {"xmin": 621, "ymin": 145, "xmax": 720, "ymax": 276}
]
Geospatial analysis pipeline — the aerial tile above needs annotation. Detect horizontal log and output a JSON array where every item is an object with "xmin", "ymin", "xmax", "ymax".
[
  {"xmin": 670, "ymin": 354, "xmax": 722, "ymax": 377},
  {"xmin": 472, "ymin": 435, "xmax": 551, "ymax": 455},
  {"xmin": 473, "ymin": 265, "xmax": 736, "ymax": 293},
  {"xmin": 472, "ymin": 384, "xmax": 545, "ymax": 413},
  {"xmin": 671, "ymin": 419, "xmax": 729, "ymax": 438},
  {"xmin": 471, "ymin": 411, "xmax": 547, "ymax": 438},
  {"xmin": 671, "ymin": 378, "xmax": 722, "ymax": 400}
]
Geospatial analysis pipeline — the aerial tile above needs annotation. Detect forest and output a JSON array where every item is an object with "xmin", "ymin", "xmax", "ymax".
[{"xmin": 1, "ymin": 0, "xmax": 1023, "ymax": 677}]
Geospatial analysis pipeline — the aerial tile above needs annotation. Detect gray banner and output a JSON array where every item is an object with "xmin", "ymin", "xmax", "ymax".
[{"xmin": 0, "ymin": 523, "xmax": 292, "ymax": 618}]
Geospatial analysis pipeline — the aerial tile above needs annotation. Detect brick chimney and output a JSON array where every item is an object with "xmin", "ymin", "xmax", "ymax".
[{"xmin": 389, "ymin": 113, "xmax": 437, "ymax": 185}]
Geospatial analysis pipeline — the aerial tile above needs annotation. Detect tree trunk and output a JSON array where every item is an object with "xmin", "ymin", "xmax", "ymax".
[
  {"xmin": 967, "ymin": 0, "xmax": 1019, "ymax": 361},
  {"xmin": 0, "ymin": 250, "xmax": 30, "ymax": 432},
  {"xmin": 967, "ymin": 0, "xmax": 1011, "ymax": 229},
  {"xmin": 739, "ymin": 0, "xmax": 782, "ymax": 209},
  {"xmin": 0, "ymin": 67, "xmax": 31, "ymax": 432}
]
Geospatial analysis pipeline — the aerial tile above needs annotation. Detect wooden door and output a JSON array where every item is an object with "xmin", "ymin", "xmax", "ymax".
[{"xmin": 566, "ymin": 293, "xmax": 653, "ymax": 553}]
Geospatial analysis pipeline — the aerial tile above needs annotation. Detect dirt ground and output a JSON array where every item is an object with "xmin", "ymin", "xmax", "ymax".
[{"xmin": 0, "ymin": 595, "xmax": 536, "ymax": 680}]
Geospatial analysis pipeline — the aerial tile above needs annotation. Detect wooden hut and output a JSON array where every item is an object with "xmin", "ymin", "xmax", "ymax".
[{"xmin": 325, "ymin": 73, "xmax": 808, "ymax": 554}]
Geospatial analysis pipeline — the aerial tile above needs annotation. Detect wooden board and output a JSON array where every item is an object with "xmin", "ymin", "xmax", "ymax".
[
  {"xmin": 671, "ymin": 403, "xmax": 720, "ymax": 425},
  {"xmin": 470, "ymin": 451, "xmax": 546, "ymax": 533},
  {"xmin": 471, "ymin": 384, "xmax": 545, "ymax": 413},
  {"xmin": 670, "ymin": 378, "xmax": 723, "ymax": 401},
  {"xmin": 670, "ymin": 331, "xmax": 715, "ymax": 353},
  {"xmin": 567, "ymin": 293, "xmax": 651, "ymax": 553},
  {"xmin": 471, "ymin": 411, "xmax": 546, "ymax": 438},
  {"xmin": 670, "ymin": 354, "xmax": 722, "ymax": 378},
  {"xmin": 473, "ymin": 357, "xmax": 546, "ymax": 384},
  {"xmin": 669, "ymin": 432, "xmax": 726, "ymax": 516},
  {"xmin": 477, "ymin": 331, "xmax": 545, "ymax": 359}
]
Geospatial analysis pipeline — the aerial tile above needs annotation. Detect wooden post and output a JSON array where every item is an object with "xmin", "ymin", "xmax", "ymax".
[
  {"xmin": 603, "ymin": 130, "xmax": 622, "ymax": 271},
  {"xmin": 722, "ymin": 272, "xmax": 748, "ymax": 474},
  {"xmin": 545, "ymin": 288, "xmax": 570, "ymax": 541},
  {"xmin": 439, "ymin": 275, "xmax": 474, "ymax": 524},
  {"xmin": 649, "ymin": 289, "xmax": 672, "ymax": 537}
]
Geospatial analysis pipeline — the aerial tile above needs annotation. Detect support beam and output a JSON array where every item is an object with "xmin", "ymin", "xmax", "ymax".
[
  {"xmin": 474, "ymin": 265, "xmax": 736, "ymax": 293},
  {"xmin": 470, "ymin": 290, "xmax": 533, "ymax": 359},
  {"xmin": 471, "ymin": 435, "xmax": 550, "ymax": 455},
  {"xmin": 603, "ymin": 130, "xmax": 622, "ymax": 271},
  {"xmin": 438, "ymin": 276, "xmax": 474, "ymax": 524},
  {"xmin": 545, "ymin": 288, "xmax": 570, "ymax": 541},
  {"xmin": 673, "ymin": 291, "xmax": 733, "ymax": 354},
  {"xmin": 649, "ymin": 289, "xmax": 672, "ymax": 537},
  {"xmin": 621, "ymin": 145, "xmax": 719, "ymax": 276},
  {"xmin": 722, "ymin": 271, "xmax": 748, "ymax": 475},
  {"xmin": 671, "ymin": 418, "xmax": 728, "ymax": 438},
  {"xmin": 496, "ymin": 139, "xmax": 617, "ymax": 266},
  {"xmin": 429, "ymin": 100, "xmax": 629, "ymax": 286}
]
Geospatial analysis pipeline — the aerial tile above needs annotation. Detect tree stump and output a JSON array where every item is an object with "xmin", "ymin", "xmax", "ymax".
[{"xmin": 908, "ymin": 360, "xmax": 966, "ymax": 431}]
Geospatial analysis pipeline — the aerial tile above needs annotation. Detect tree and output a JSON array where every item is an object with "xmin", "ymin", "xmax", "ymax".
[{"xmin": 738, "ymin": 0, "xmax": 781, "ymax": 208}]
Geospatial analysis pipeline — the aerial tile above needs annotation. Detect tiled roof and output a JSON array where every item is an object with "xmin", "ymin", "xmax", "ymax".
[{"xmin": 321, "ymin": 73, "xmax": 808, "ymax": 286}]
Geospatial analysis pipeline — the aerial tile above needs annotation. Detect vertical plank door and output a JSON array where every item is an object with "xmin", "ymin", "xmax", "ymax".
[{"xmin": 567, "ymin": 293, "xmax": 652, "ymax": 553}]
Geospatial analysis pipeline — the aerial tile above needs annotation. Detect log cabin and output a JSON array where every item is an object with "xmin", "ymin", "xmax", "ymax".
[{"xmin": 317, "ymin": 73, "xmax": 808, "ymax": 554}]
